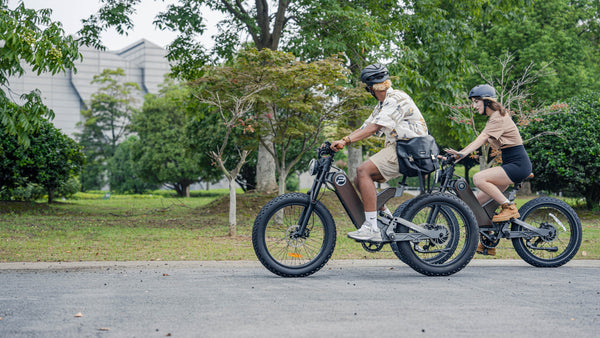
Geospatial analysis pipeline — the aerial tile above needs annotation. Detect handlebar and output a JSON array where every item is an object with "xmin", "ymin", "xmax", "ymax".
[
  {"xmin": 439, "ymin": 153, "xmax": 459, "ymax": 167},
  {"xmin": 318, "ymin": 141, "xmax": 336, "ymax": 157}
]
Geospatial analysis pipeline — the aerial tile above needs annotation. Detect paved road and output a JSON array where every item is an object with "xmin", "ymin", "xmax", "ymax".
[{"xmin": 1, "ymin": 260, "xmax": 599, "ymax": 337}]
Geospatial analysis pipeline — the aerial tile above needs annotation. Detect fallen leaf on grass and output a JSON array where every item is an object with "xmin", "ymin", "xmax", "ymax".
[
  {"xmin": 581, "ymin": 251, "xmax": 587, "ymax": 256},
  {"xmin": 75, "ymin": 312, "xmax": 83, "ymax": 317}
]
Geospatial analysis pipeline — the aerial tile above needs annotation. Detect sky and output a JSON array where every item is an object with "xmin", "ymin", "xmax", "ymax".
[{"xmin": 8, "ymin": 0, "xmax": 221, "ymax": 51}]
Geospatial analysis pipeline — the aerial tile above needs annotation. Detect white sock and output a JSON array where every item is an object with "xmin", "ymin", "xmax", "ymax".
[
  {"xmin": 502, "ymin": 199, "xmax": 511, "ymax": 205},
  {"xmin": 365, "ymin": 211, "xmax": 377, "ymax": 230},
  {"xmin": 382, "ymin": 206, "xmax": 392, "ymax": 216}
]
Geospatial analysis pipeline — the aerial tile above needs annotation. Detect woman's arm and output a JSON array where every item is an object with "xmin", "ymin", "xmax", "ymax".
[{"xmin": 445, "ymin": 132, "xmax": 490, "ymax": 161}]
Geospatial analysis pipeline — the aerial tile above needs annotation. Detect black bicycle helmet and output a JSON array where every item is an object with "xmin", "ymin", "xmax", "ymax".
[
  {"xmin": 468, "ymin": 84, "xmax": 496, "ymax": 101},
  {"xmin": 360, "ymin": 63, "xmax": 389, "ymax": 87}
]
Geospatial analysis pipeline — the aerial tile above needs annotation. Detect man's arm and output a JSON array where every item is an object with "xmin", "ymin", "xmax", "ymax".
[{"xmin": 331, "ymin": 123, "xmax": 383, "ymax": 151}]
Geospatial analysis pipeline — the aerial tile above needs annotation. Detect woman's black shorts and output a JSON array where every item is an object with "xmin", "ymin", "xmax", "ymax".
[{"xmin": 501, "ymin": 145, "xmax": 532, "ymax": 183}]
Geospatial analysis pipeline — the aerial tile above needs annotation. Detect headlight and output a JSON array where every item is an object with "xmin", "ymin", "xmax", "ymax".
[{"xmin": 308, "ymin": 159, "xmax": 319, "ymax": 176}]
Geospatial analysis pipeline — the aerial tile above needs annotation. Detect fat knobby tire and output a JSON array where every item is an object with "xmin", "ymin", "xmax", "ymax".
[
  {"xmin": 396, "ymin": 193, "xmax": 479, "ymax": 276},
  {"xmin": 512, "ymin": 197, "xmax": 582, "ymax": 267},
  {"xmin": 252, "ymin": 193, "xmax": 336, "ymax": 277}
]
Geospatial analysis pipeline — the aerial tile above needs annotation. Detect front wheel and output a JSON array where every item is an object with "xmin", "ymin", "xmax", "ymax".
[
  {"xmin": 512, "ymin": 197, "xmax": 582, "ymax": 267},
  {"xmin": 252, "ymin": 193, "xmax": 336, "ymax": 277},
  {"xmin": 395, "ymin": 193, "xmax": 478, "ymax": 276}
]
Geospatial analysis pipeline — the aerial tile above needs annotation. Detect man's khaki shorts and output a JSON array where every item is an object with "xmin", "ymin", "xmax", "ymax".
[{"xmin": 368, "ymin": 143, "xmax": 401, "ymax": 183}]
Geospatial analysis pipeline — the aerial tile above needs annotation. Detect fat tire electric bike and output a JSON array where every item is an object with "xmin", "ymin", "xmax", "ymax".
[
  {"xmin": 399, "ymin": 154, "xmax": 582, "ymax": 267},
  {"xmin": 252, "ymin": 142, "xmax": 479, "ymax": 277}
]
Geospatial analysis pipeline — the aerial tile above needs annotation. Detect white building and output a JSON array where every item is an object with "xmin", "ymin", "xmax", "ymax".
[{"xmin": 7, "ymin": 39, "xmax": 170, "ymax": 138}]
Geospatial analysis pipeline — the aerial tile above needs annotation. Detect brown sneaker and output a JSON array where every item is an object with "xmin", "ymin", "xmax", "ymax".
[
  {"xmin": 492, "ymin": 202, "xmax": 520, "ymax": 222},
  {"xmin": 476, "ymin": 242, "xmax": 496, "ymax": 256}
]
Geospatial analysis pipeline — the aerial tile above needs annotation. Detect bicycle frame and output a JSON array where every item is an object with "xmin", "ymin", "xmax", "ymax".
[
  {"xmin": 437, "ymin": 159, "xmax": 554, "ymax": 240},
  {"xmin": 296, "ymin": 146, "xmax": 441, "ymax": 242}
]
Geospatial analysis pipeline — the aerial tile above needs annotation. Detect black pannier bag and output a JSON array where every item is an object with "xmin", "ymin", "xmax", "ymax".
[{"xmin": 395, "ymin": 135, "xmax": 440, "ymax": 177}]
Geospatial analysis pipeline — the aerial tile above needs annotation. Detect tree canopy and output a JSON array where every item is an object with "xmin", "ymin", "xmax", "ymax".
[
  {"xmin": 467, "ymin": 0, "xmax": 600, "ymax": 106},
  {"xmin": 0, "ymin": 1, "xmax": 81, "ymax": 146},
  {"xmin": 522, "ymin": 92, "xmax": 600, "ymax": 209},
  {"xmin": 0, "ymin": 119, "xmax": 84, "ymax": 203},
  {"xmin": 130, "ymin": 82, "xmax": 200, "ymax": 197},
  {"xmin": 76, "ymin": 68, "xmax": 141, "ymax": 191}
]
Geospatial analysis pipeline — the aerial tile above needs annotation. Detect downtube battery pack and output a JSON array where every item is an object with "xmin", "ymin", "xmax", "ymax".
[{"xmin": 329, "ymin": 172, "xmax": 365, "ymax": 227}]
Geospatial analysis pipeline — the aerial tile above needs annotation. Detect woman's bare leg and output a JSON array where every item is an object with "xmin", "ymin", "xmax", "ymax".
[{"xmin": 473, "ymin": 167, "xmax": 512, "ymax": 204}]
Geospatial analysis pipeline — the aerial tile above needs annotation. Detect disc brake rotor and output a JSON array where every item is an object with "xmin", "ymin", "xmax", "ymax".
[
  {"xmin": 285, "ymin": 225, "xmax": 306, "ymax": 248},
  {"xmin": 538, "ymin": 222, "xmax": 558, "ymax": 242},
  {"xmin": 426, "ymin": 224, "xmax": 450, "ymax": 245}
]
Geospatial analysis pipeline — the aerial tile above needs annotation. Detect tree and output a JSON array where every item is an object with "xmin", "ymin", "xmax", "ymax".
[
  {"xmin": 250, "ymin": 49, "xmax": 348, "ymax": 195},
  {"xmin": 185, "ymin": 107, "xmax": 255, "ymax": 192},
  {"xmin": 0, "ymin": 119, "xmax": 84, "ymax": 203},
  {"xmin": 130, "ymin": 82, "xmax": 200, "ymax": 197},
  {"xmin": 522, "ymin": 92, "xmax": 600, "ymax": 209},
  {"xmin": 76, "ymin": 68, "xmax": 141, "ymax": 190},
  {"xmin": 108, "ymin": 135, "xmax": 159, "ymax": 194},
  {"xmin": 0, "ymin": 1, "xmax": 81, "ymax": 146},
  {"xmin": 190, "ymin": 75, "xmax": 261, "ymax": 236},
  {"xmin": 196, "ymin": 48, "xmax": 347, "ymax": 195}
]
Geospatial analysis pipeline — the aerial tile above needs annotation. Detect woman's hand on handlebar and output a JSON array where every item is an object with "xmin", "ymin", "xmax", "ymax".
[{"xmin": 443, "ymin": 148, "xmax": 465, "ymax": 162}]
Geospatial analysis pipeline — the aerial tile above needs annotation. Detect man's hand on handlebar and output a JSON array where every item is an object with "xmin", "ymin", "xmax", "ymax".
[{"xmin": 330, "ymin": 140, "xmax": 345, "ymax": 152}]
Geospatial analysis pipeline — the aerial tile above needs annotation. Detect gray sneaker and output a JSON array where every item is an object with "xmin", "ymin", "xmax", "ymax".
[{"xmin": 348, "ymin": 224, "xmax": 382, "ymax": 242}]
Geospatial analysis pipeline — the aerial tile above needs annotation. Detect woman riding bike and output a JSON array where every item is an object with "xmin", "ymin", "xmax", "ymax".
[{"xmin": 445, "ymin": 84, "xmax": 532, "ymax": 255}]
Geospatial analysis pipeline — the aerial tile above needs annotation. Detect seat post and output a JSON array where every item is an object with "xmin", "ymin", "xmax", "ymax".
[{"xmin": 508, "ymin": 173, "xmax": 534, "ymax": 202}]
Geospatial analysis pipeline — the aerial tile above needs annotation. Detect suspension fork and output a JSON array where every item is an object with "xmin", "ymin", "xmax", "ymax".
[{"xmin": 295, "ymin": 160, "xmax": 331, "ymax": 235}]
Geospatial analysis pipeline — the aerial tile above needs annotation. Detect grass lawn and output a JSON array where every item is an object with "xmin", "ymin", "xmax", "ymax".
[{"xmin": 1, "ymin": 189, "xmax": 598, "ymax": 262}]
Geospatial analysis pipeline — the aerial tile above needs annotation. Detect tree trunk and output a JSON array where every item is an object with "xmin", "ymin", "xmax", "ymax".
[
  {"xmin": 278, "ymin": 167, "xmax": 288, "ymax": 196},
  {"xmin": 347, "ymin": 145, "xmax": 362, "ymax": 181},
  {"xmin": 228, "ymin": 178, "xmax": 237, "ymax": 237},
  {"xmin": 584, "ymin": 185, "xmax": 600, "ymax": 210},
  {"xmin": 521, "ymin": 181, "xmax": 532, "ymax": 195},
  {"xmin": 256, "ymin": 137, "xmax": 277, "ymax": 193},
  {"xmin": 47, "ymin": 189, "xmax": 55, "ymax": 203}
]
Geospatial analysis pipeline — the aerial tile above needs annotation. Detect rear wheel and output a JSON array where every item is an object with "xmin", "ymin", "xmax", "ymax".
[
  {"xmin": 390, "ymin": 197, "xmax": 459, "ymax": 264},
  {"xmin": 512, "ymin": 197, "xmax": 582, "ymax": 267},
  {"xmin": 395, "ymin": 193, "xmax": 478, "ymax": 276},
  {"xmin": 252, "ymin": 193, "xmax": 336, "ymax": 277}
]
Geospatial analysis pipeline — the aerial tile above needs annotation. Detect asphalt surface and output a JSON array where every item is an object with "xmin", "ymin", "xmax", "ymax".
[{"xmin": 1, "ymin": 259, "xmax": 599, "ymax": 337}]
